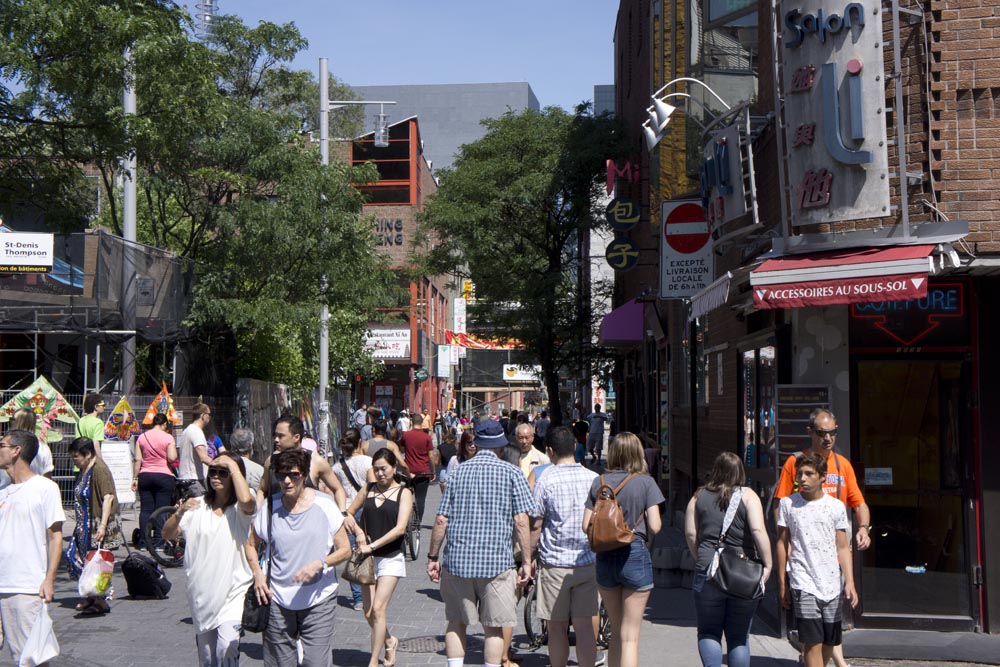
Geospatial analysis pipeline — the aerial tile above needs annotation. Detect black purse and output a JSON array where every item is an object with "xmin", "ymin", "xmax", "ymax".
[
  {"xmin": 710, "ymin": 488, "xmax": 764, "ymax": 600},
  {"xmin": 242, "ymin": 491, "xmax": 272, "ymax": 633}
]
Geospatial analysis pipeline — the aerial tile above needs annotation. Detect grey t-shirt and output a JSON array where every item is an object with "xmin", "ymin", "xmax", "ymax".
[{"xmin": 586, "ymin": 471, "xmax": 665, "ymax": 540}]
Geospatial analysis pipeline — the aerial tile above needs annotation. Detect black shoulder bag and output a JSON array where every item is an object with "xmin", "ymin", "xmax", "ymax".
[
  {"xmin": 242, "ymin": 491, "xmax": 272, "ymax": 633},
  {"xmin": 709, "ymin": 487, "xmax": 765, "ymax": 600}
]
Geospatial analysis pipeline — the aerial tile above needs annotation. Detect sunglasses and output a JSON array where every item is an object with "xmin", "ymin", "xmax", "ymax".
[
  {"xmin": 207, "ymin": 467, "xmax": 230, "ymax": 479},
  {"xmin": 812, "ymin": 428, "xmax": 838, "ymax": 437},
  {"xmin": 275, "ymin": 471, "xmax": 303, "ymax": 482}
]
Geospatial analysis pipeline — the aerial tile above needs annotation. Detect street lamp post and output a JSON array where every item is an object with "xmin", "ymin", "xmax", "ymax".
[{"xmin": 317, "ymin": 57, "xmax": 395, "ymax": 456}]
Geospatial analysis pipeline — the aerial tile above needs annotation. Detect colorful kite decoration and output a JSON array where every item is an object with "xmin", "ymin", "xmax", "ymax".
[
  {"xmin": 0, "ymin": 375, "xmax": 81, "ymax": 443},
  {"xmin": 104, "ymin": 396, "xmax": 141, "ymax": 441},
  {"xmin": 143, "ymin": 381, "xmax": 180, "ymax": 425}
]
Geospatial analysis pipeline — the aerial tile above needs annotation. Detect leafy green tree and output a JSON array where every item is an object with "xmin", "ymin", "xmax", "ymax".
[
  {"xmin": 417, "ymin": 106, "xmax": 628, "ymax": 425},
  {"xmin": 1, "ymin": 2, "xmax": 395, "ymax": 390}
]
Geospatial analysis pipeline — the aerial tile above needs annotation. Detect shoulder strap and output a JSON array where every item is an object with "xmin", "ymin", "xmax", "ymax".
[
  {"xmin": 833, "ymin": 451, "xmax": 843, "ymax": 500},
  {"xmin": 612, "ymin": 473, "xmax": 637, "ymax": 495},
  {"xmin": 716, "ymin": 487, "xmax": 745, "ymax": 547},
  {"xmin": 340, "ymin": 457, "xmax": 363, "ymax": 492}
]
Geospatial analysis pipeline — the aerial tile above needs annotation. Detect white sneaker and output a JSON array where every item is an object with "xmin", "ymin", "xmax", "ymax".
[{"xmin": 595, "ymin": 650, "xmax": 607, "ymax": 666}]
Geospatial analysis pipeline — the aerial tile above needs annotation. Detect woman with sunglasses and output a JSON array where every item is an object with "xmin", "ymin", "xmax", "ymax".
[
  {"xmin": 344, "ymin": 448, "xmax": 413, "ymax": 667},
  {"xmin": 248, "ymin": 448, "xmax": 352, "ymax": 667},
  {"xmin": 162, "ymin": 452, "xmax": 256, "ymax": 666}
]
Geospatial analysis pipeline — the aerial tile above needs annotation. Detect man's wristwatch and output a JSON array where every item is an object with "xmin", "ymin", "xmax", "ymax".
[{"xmin": 427, "ymin": 554, "xmax": 439, "ymax": 562}]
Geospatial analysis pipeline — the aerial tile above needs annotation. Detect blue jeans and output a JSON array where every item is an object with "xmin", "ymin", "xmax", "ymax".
[
  {"xmin": 595, "ymin": 539, "xmax": 654, "ymax": 591},
  {"xmin": 347, "ymin": 516, "xmax": 363, "ymax": 606},
  {"xmin": 692, "ymin": 573, "xmax": 760, "ymax": 667}
]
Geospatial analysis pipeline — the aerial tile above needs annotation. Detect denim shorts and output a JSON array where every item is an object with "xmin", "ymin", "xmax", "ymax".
[{"xmin": 595, "ymin": 539, "xmax": 654, "ymax": 591}]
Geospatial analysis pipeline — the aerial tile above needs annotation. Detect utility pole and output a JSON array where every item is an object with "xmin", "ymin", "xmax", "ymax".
[
  {"xmin": 318, "ymin": 57, "xmax": 331, "ymax": 454},
  {"xmin": 122, "ymin": 46, "xmax": 137, "ymax": 397}
]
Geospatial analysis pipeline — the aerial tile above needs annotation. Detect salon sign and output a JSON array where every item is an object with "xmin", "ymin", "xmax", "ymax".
[{"xmin": 781, "ymin": 0, "xmax": 890, "ymax": 226}]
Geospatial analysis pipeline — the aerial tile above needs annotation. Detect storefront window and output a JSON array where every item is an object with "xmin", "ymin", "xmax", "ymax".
[{"xmin": 740, "ymin": 344, "xmax": 776, "ymax": 470}]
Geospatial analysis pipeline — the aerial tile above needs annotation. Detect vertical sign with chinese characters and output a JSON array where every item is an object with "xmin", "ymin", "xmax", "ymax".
[
  {"xmin": 453, "ymin": 297, "xmax": 467, "ymax": 334},
  {"xmin": 781, "ymin": 1, "xmax": 889, "ymax": 226}
]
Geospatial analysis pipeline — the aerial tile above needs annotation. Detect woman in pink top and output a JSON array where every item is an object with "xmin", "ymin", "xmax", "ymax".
[{"xmin": 131, "ymin": 413, "xmax": 178, "ymax": 547}]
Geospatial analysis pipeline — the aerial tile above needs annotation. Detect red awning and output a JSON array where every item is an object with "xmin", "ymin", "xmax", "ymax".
[
  {"xmin": 750, "ymin": 245, "xmax": 936, "ymax": 310},
  {"xmin": 599, "ymin": 299, "xmax": 644, "ymax": 346}
]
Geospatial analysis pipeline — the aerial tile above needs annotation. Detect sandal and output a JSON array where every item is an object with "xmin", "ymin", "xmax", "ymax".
[
  {"xmin": 75, "ymin": 601, "xmax": 93, "ymax": 612},
  {"xmin": 382, "ymin": 635, "xmax": 399, "ymax": 667}
]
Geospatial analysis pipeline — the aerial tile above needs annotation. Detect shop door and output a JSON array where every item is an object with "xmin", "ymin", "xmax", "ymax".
[{"xmin": 855, "ymin": 359, "xmax": 977, "ymax": 629}]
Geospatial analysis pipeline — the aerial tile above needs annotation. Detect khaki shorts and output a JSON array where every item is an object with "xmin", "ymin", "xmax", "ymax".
[
  {"xmin": 0, "ymin": 593, "xmax": 44, "ymax": 662},
  {"xmin": 441, "ymin": 567, "xmax": 517, "ymax": 627},
  {"xmin": 536, "ymin": 562, "xmax": 599, "ymax": 622}
]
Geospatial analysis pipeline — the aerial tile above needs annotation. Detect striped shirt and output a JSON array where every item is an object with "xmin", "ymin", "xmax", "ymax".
[
  {"xmin": 436, "ymin": 449, "xmax": 537, "ymax": 579},
  {"xmin": 531, "ymin": 463, "xmax": 599, "ymax": 567}
]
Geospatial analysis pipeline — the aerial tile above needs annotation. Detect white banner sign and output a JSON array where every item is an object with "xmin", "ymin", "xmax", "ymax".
[
  {"xmin": 450, "ymin": 344, "xmax": 460, "ymax": 365},
  {"xmin": 437, "ymin": 346, "xmax": 451, "ymax": 377},
  {"xmin": 102, "ymin": 440, "xmax": 135, "ymax": 504},
  {"xmin": 364, "ymin": 329, "xmax": 411, "ymax": 360},
  {"xmin": 0, "ymin": 232, "xmax": 54, "ymax": 273},
  {"xmin": 453, "ymin": 297, "xmax": 467, "ymax": 334},
  {"xmin": 502, "ymin": 364, "xmax": 541, "ymax": 382}
]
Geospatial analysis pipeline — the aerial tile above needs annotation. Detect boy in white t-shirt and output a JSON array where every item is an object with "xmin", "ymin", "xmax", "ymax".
[{"xmin": 776, "ymin": 450, "xmax": 858, "ymax": 667}]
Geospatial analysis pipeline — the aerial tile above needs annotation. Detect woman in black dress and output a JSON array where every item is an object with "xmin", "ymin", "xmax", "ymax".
[{"xmin": 345, "ymin": 448, "xmax": 414, "ymax": 667}]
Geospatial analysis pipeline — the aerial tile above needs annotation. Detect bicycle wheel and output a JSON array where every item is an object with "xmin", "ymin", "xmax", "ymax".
[
  {"xmin": 597, "ymin": 599, "xmax": 611, "ymax": 648},
  {"xmin": 144, "ymin": 505, "xmax": 185, "ymax": 568},
  {"xmin": 404, "ymin": 513, "xmax": 421, "ymax": 561},
  {"xmin": 523, "ymin": 583, "xmax": 548, "ymax": 648}
]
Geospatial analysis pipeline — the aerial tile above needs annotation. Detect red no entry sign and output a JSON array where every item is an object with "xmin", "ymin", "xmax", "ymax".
[{"xmin": 663, "ymin": 202, "xmax": 710, "ymax": 254}]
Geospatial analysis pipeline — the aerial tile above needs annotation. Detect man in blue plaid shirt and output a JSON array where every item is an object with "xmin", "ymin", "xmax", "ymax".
[
  {"xmin": 530, "ymin": 426, "xmax": 600, "ymax": 667},
  {"xmin": 427, "ymin": 419, "xmax": 536, "ymax": 667}
]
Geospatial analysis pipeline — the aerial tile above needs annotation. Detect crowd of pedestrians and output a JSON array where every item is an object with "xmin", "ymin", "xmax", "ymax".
[{"xmin": 0, "ymin": 394, "xmax": 870, "ymax": 667}]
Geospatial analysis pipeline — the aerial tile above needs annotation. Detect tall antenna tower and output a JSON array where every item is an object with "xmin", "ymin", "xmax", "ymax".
[{"xmin": 196, "ymin": 0, "xmax": 219, "ymax": 40}]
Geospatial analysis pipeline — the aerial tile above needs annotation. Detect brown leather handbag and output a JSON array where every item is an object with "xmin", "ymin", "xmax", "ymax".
[{"xmin": 587, "ymin": 474, "xmax": 638, "ymax": 552}]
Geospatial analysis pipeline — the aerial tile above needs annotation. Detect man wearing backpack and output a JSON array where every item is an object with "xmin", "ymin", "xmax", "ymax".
[
  {"xmin": 529, "ymin": 427, "xmax": 599, "ymax": 667},
  {"xmin": 426, "ymin": 419, "xmax": 537, "ymax": 667}
]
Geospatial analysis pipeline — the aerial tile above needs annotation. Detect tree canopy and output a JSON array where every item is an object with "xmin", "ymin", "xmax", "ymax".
[
  {"xmin": 1, "ymin": 1, "xmax": 397, "ymax": 390},
  {"xmin": 417, "ymin": 106, "xmax": 628, "ymax": 424}
]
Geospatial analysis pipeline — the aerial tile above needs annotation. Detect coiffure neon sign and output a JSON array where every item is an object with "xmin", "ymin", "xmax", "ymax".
[{"xmin": 784, "ymin": 3, "xmax": 866, "ymax": 48}]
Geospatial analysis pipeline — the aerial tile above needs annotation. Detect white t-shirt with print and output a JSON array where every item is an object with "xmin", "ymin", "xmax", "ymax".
[
  {"xmin": 778, "ymin": 492, "xmax": 849, "ymax": 601},
  {"xmin": 0, "ymin": 475, "xmax": 66, "ymax": 594},
  {"xmin": 178, "ymin": 423, "xmax": 208, "ymax": 481}
]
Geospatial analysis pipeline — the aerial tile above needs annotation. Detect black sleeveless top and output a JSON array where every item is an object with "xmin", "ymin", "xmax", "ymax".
[
  {"xmin": 694, "ymin": 488, "xmax": 758, "ymax": 572},
  {"xmin": 361, "ymin": 482, "xmax": 407, "ymax": 558}
]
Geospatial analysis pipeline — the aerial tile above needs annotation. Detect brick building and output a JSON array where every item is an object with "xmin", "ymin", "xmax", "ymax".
[{"xmin": 608, "ymin": 0, "xmax": 1000, "ymax": 635}]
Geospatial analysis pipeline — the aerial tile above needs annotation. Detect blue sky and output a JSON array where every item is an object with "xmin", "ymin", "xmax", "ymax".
[{"xmin": 184, "ymin": 0, "xmax": 617, "ymax": 111}]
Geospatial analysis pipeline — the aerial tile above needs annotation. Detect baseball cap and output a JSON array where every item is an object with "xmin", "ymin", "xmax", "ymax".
[{"xmin": 473, "ymin": 419, "xmax": 508, "ymax": 448}]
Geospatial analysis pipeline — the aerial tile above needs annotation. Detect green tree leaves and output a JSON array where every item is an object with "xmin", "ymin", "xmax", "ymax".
[{"xmin": 417, "ymin": 106, "xmax": 628, "ymax": 424}]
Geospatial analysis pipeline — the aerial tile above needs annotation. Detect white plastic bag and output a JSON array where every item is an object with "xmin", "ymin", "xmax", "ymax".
[
  {"xmin": 18, "ymin": 601, "xmax": 59, "ymax": 667},
  {"xmin": 77, "ymin": 549, "xmax": 114, "ymax": 598}
]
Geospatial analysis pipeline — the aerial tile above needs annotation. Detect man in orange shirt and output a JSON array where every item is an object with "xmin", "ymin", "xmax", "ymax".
[
  {"xmin": 774, "ymin": 408, "xmax": 870, "ymax": 667},
  {"xmin": 774, "ymin": 408, "xmax": 871, "ymax": 550}
]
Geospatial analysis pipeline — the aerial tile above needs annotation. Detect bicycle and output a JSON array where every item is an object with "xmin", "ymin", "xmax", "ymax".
[
  {"xmin": 523, "ymin": 578, "xmax": 610, "ymax": 651},
  {"xmin": 402, "ymin": 511, "xmax": 421, "ymax": 561},
  {"xmin": 142, "ymin": 481, "xmax": 201, "ymax": 568},
  {"xmin": 144, "ymin": 503, "xmax": 186, "ymax": 567}
]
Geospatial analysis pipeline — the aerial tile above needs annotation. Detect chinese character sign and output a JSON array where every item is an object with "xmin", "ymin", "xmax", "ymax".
[
  {"xmin": 605, "ymin": 237, "xmax": 640, "ymax": 272},
  {"xmin": 781, "ymin": 0, "xmax": 889, "ymax": 226}
]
